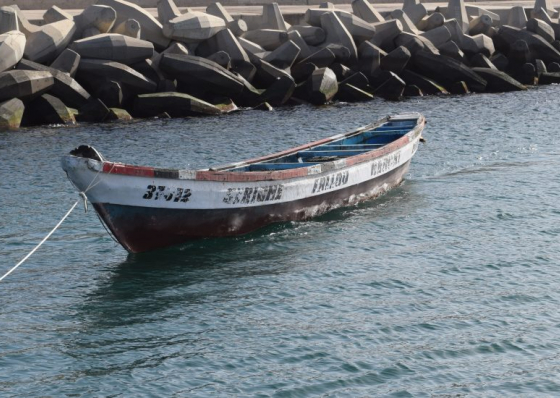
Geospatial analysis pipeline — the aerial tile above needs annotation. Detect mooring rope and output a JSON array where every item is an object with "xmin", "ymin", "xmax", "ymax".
[{"xmin": 1, "ymin": 162, "xmax": 115, "ymax": 283}]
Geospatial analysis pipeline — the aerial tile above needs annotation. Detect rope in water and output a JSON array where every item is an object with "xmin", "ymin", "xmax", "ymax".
[
  {"xmin": 0, "ymin": 199, "xmax": 81, "ymax": 283},
  {"xmin": 0, "ymin": 162, "xmax": 113, "ymax": 283}
]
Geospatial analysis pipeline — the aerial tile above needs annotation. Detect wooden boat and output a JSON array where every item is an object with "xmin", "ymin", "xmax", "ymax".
[{"xmin": 62, "ymin": 113, "xmax": 426, "ymax": 253}]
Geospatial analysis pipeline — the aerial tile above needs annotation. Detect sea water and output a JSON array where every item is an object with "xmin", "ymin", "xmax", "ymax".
[{"xmin": 1, "ymin": 88, "xmax": 560, "ymax": 396}]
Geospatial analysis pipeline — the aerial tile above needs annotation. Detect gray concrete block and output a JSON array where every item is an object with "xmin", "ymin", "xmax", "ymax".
[
  {"xmin": 357, "ymin": 41, "xmax": 382, "ymax": 76},
  {"xmin": 508, "ymin": 39, "xmax": 531, "ymax": 64},
  {"xmin": 71, "ymin": 34, "xmax": 154, "ymax": 65},
  {"xmin": 24, "ymin": 20, "xmax": 76, "ymax": 64},
  {"xmin": 532, "ymin": 8, "xmax": 554, "ymax": 25},
  {"xmin": 112, "ymin": 19, "xmax": 141, "ymax": 39},
  {"xmin": 260, "ymin": 75, "xmax": 295, "ymax": 106},
  {"xmin": 264, "ymin": 39, "xmax": 300, "ymax": 70},
  {"xmin": 98, "ymin": 0, "xmax": 170, "ymax": 50},
  {"xmin": 351, "ymin": 0, "xmax": 384, "ymax": 24},
  {"xmin": 158, "ymin": 0, "xmax": 181, "ymax": 25},
  {"xmin": 499, "ymin": 25, "xmax": 560, "ymax": 64},
  {"xmin": 284, "ymin": 30, "xmax": 312, "ymax": 61},
  {"xmin": 507, "ymin": 6, "xmax": 528, "ymax": 29},
  {"xmin": 335, "ymin": 11, "xmax": 376, "ymax": 42},
  {"xmin": 526, "ymin": 18, "xmax": 555, "ymax": 43},
  {"xmin": 370, "ymin": 20, "xmax": 403, "ymax": 50},
  {"xmin": 470, "ymin": 53, "xmax": 497, "ymax": 69},
  {"xmin": 401, "ymin": 69, "xmax": 448, "ymax": 94},
  {"xmin": 390, "ymin": 9, "xmax": 419, "ymax": 35},
  {"xmin": 0, "ymin": 70, "xmax": 54, "ymax": 102},
  {"xmin": 298, "ymin": 47, "xmax": 335, "ymax": 68},
  {"xmin": 373, "ymin": 71, "xmax": 405, "ymax": 100},
  {"xmin": 23, "ymin": 93, "xmax": 75, "ymax": 125},
  {"xmin": 0, "ymin": 7, "xmax": 19, "ymax": 35},
  {"xmin": 11, "ymin": 6, "xmax": 40, "ymax": 37},
  {"xmin": 241, "ymin": 29, "xmax": 285, "ymax": 51},
  {"xmin": 548, "ymin": 61, "xmax": 560, "ymax": 71},
  {"xmin": 462, "ymin": 33, "xmax": 495, "ymax": 57},
  {"xmin": 107, "ymin": 107, "xmax": 132, "ymax": 121},
  {"xmin": 0, "ymin": 98, "xmax": 23, "ymax": 130},
  {"xmin": 94, "ymin": 79, "xmax": 123, "ymax": 107},
  {"xmin": 471, "ymin": 67, "xmax": 526, "ymax": 91},
  {"xmin": 163, "ymin": 11, "xmax": 226, "ymax": 43},
  {"xmin": 135, "ymin": 92, "xmax": 223, "ymax": 117},
  {"xmin": 78, "ymin": 58, "xmax": 157, "ymax": 93},
  {"xmin": 413, "ymin": 51, "xmax": 486, "ymax": 92},
  {"xmin": 416, "ymin": 12, "xmax": 444, "ymax": 32},
  {"xmin": 197, "ymin": 28, "xmax": 250, "ymax": 64},
  {"xmin": 465, "ymin": 6, "xmax": 500, "ymax": 23},
  {"xmin": 75, "ymin": 5, "xmax": 117, "ymax": 35},
  {"xmin": 43, "ymin": 6, "xmax": 73, "ymax": 24},
  {"xmin": 337, "ymin": 82, "xmax": 373, "ymax": 101},
  {"xmin": 403, "ymin": 0, "xmax": 427, "ymax": 26},
  {"xmin": 261, "ymin": 3, "xmax": 290, "ymax": 31},
  {"xmin": 306, "ymin": 67, "xmax": 338, "ymax": 104},
  {"xmin": 0, "ymin": 30, "xmax": 25, "ymax": 73},
  {"xmin": 159, "ymin": 53, "xmax": 244, "ymax": 96},
  {"xmin": 394, "ymin": 32, "xmax": 426, "ymax": 55},
  {"xmin": 445, "ymin": 0, "xmax": 469, "ymax": 33},
  {"xmin": 437, "ymin": 40, "xmax": 464, "ymax": 62},
  {"xmin": 288, "ymin": 25, "xmax": 325, "ymax": 46},
  {"xmin": 206, "ymin": 2, "xmax": 247, "ymax": 36},
  {"xmin": 17, "ymin": 58, "xmax": 90, "ymax": 107},
  {"xmin": 380, "ymin": 45, "xmax": 410, "ymax": 73},
  {"xmin": 238, "ymin": 36, "xmax": 267, "ymax": 56},
  {"xmin": 420, "ymin": 25, "xmax": 451, "ymax": 48},
  {"xmin": 247, "ymin": 50, "xmax": 292, "ymax": 87},
  {"xmin": 76, "ymin": 97, "xmax": 110, "ymax": 123},
  {"xmin": 320, "ymin": 12, "xmax": 357, "ymax": 63},
  {"xmin": 82, "ymin": 27, "xmax": 101, "ymax": 39},
  {"xmin": 469, "ymin": 15, "xmax": 493, "ymax": 36},
  {"xmin": 532, "ymin": 0, "xmax": 555, "ymax": 17},
  {"xmin": 535, "ymin": 58, "xmax": 547, "ymax": 75},
  {"xmin": 207, "ymin": 50, "xmax": 231, "ymax": 68}
]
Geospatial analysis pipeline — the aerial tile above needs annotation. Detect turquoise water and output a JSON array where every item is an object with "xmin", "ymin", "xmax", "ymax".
[{"xmin": 1, "ymin": 89, "xmax": 560, "ymax": 396}]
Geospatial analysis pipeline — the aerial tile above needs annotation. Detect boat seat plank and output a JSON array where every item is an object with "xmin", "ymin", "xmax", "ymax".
[
  {"xmin": 321, "ymin": 144, "xmax": 383, "ymax": 149},
  {"xmin": 298, "ymin": 149, "xmax": 371, "ymax": 158},
  {"xmin": 248, "ymin": 162, "xmax": 319, "ymax": 171}
]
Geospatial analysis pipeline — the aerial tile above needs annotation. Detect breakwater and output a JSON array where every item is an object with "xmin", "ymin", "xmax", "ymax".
[{"xmin": 0, "ymin": 0, "xmax": 559, "ymax": 130}]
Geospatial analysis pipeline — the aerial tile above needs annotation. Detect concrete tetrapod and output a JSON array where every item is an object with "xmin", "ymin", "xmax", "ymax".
[
  {"xmin": 43, "ymin": 6, "xmax": 73, "ymax": 24},
  {"xmin": 134, "ymin": 92, "xmax": 223, "ymax": 117},
  {"xmin": 320, "ymin": 12, "xmax": 358, "ymax": 63},
  {"xmin": 71, "ymin": 34, "xmax": 154, "ymax": 65},
  {"xmin": 23, "ymin": 93, "xmax": 76, "ymax": 125},
  {"xmin": 0, "ymin": 6, "xmax": 19, "ymax": 34},
  {"xmin": 17, "ymin": 59, "xmax": 91, "ymax": 109},
  {"xmin": 471, "ymin": 67, "xmax": 526, "ymax": 92},
  {"xmin": 75, "ymin": 5, "xmax": 117, "ymax": 36},
  {"xmin": 403, "ymin": 0, "xmax": 427, "ymax": 25},
  {"xmin": 206, "ymin": 2, "xmax": 247, "ymax": 36},
  {"xmin": 288, "ymin": 25, "xmax": 326, "ymax": 46},
  {"xmin": 24, "ymin": 20, "xmax": 76, "ymax": 64},
  {"xmin": 417, "ymin": 13, "xmax": 445, "ymax": 31},
  {"xmin": 526, "ymin": 18, "xmax": 555, "ymax": 44},
  {"xmin": 98, "ymin": 0, "xmax": 170, "ymax": 50},
  {"xmin": 446, "ymin": 0, "xmax": 469, "ymax": 33},
  {"xmin": 379, "ymin": 46, "xmax": 411, "ymax": 74},
  {"xmin": 50, "ymin": 48, "xmax": 81, "ymax": 76},
  {"xmin": 351, "ymin": 0, "xmax": 384, "ymax": 23},
  {"xmin": 163, "ymin": 12, "xmax": 226, "ymax": 43},
  {"xmin": 157, "ymin": 0, "xmax": 181, "ymax": 25},
  {"xmin": 159, "ymin": 53, "xmax": 244, "ymax": 97},
  {"xmin": 0, "ymin": 98, "xmax": 24, "ymax": 130},
  {"xmin": 112, "ymin": 19, "xmax": 141, "ymax": 39},
  {"xmin": 0, "ymin": 70, "xmax": 54, "ymax": 102},
  {"xmin": 498, "ymin": 25, "xmax": 560, "ymax": 64},
  {"xmin": 263, "ymin": 40, "xmax": 301, "ymax": 70},
  {"xmin": 413, "ymin": 51, "xmax": 487, "ymax": 92},
  {"xmin": 0, "ymin": 31, "xmax": 25, "ymax": 73},
  {"xmin": 241, "ymin": 29, "xmax": 285, "ymax": 51},
  {"xmin": 78, "ymin": 59, "xmax": 157, "ymax": 94},
  {"xmin": 305, "ymin": 67, "xmax": 338, "ymax": 104}
]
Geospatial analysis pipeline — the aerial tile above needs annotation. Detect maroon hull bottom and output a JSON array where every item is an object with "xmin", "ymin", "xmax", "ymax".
[{"xmin": 93, "ymin": 161, "xmax": 411, "ymax": 253}]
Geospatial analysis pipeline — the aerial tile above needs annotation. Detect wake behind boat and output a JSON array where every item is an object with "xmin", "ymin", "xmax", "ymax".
[{"xmin": 61, "ymin": 113, "xmax": 426, "ymax": 253}]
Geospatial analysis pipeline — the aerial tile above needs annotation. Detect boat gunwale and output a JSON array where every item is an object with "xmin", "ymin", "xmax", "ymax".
[{"xmin": 73, "ymin": 114, "xmax": 424, "ymax": 183}]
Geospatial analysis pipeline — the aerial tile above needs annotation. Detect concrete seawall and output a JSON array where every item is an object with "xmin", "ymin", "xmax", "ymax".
[{"xmin": 0, "ymin": 0, "xmax": 557, "ymax": 130}]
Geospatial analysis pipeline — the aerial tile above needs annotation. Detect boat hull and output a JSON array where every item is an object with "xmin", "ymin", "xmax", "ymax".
[{"xmin": 93, "ymin": 160, "xmax": 411, "ymax": 252}]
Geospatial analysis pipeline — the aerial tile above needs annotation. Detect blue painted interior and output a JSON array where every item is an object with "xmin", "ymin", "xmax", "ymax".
[{"xmin": 230, "ymin": 119, "xmax": 416, "ymax": 172}]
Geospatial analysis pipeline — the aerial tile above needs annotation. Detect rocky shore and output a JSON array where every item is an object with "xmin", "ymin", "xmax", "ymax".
[{"xmin": 0, "ymin": 0, "xmax": 559, "ymax": 130}]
